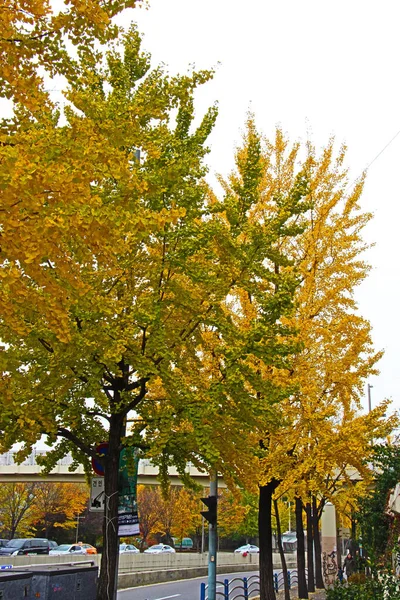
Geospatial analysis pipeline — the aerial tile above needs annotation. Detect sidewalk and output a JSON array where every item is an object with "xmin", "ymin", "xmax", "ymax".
[{"xmin": 275, "ymin": 591, "xmax": 326, "ymax": 599}]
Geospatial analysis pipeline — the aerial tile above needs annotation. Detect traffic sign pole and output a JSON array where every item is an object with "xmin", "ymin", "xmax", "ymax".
[{"xmin": 208, "ymin": 471, "xmax": 218, "ymax": 600}]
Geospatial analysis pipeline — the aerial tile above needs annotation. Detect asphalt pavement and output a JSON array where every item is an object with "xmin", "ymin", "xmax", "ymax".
[{"xmin": 117, "ymin": 570, "xmax": 260, "ymax": 600}]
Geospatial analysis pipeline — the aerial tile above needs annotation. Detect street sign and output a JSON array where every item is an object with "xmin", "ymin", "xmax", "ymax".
[
  {"xmin": 91, "ymin": 442, "xmax": 109, "ymax": 476},
  {"xmin": 90, "ymin": 477, "xmax": 106, "ymax": 512},
  {"xmin": 0, "ymin": 565, "xmax": 12, "ymax": 570}
]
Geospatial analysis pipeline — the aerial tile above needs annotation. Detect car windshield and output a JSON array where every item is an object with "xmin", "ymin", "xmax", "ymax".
[
  {"xmin": 150, "ymin": 545, "xmax": 163, "ymax": 550},
  {"xmin": 6, "ymin": 540, "xmax": 25, "ymax": 548},
  {"xmin": 56, "ymin": 545, "xmax": 71, "ymax": 551}
]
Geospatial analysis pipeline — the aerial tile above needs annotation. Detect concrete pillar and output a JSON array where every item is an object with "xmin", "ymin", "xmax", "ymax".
[{"xmin": 321, "ymin": 502, "xmax": 338, "ymax": 586}]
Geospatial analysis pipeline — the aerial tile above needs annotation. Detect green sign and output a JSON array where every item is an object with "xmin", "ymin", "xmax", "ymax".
[{"xmin": 118, "ymin": 448, "xmax": 139, "ymax": 536}]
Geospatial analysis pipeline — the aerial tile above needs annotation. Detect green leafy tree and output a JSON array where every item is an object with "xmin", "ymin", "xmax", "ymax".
[
  {"xmin": 356, "ymin": 444, "xmax": 400, "ymax": 563},
  {"xmin": 1, "ymin": 9, "xmax": 220, "ymax": 596}
]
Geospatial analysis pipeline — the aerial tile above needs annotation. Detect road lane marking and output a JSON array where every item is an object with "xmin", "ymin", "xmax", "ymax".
[{"xmin": 154, "ymin": 595, "xmax": 181, "ymax": 600}]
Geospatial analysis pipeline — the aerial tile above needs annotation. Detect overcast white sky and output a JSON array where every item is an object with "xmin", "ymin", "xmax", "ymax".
[{"xmin": 112, "ymin": 0, "xmax": 400, "ymax": 416}]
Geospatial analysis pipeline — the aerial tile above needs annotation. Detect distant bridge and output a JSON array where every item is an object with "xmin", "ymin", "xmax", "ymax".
[{"xmin": 0, "ymin": 450, "xmax": 222, "ymax": 486}]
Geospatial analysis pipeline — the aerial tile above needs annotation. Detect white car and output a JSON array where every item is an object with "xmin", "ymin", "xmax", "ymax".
[
  {"xmin": 120, "ymin": 543, "xmax": 140, "ymax": 554},
  {"xmin": 144, "ymin": 544, "xmax": 176, "ymax": 554},
  {"xmin": 49, "ymin": 544, "xmax": 87, "ymax": 556},
  {"xmin": 234, "ymin": 544, "xmax": 259, "ymax": 554}
]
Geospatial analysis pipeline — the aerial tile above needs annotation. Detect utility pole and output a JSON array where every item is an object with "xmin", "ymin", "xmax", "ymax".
[
  {"xmin": 201, "ymin": 471, "xmax": 218, "ymax": 600},
  {"xmin": 368, "ymin": 384, "xmax": 373, "ymax": 413}
]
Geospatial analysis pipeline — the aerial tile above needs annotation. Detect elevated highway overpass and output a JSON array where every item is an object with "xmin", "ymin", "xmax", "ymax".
[{"xmin": 0, "ymin": 450, "xmax": 224, "ymax": 486}]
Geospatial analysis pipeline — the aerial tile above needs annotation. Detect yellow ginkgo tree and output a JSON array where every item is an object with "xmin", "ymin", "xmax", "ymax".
[
  {"xmin": 207, "ymin": 123, "xmax": 397, "ymax": 600},
  {"xmin": 0, "ymin": 8, "xmax": 310, "ymax": 600}
]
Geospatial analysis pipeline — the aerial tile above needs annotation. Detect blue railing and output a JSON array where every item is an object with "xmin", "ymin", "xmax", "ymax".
[
  {"xmin": 273, "ymin": 569, "xmax": 303, "ymax": 591},
  {"xmin": 200, "ymin": 575, "xmax": 259, "ymax": 600},
  {"xmin": 200, "ymin": 571, "xmax": 303, "ymax": 600}
]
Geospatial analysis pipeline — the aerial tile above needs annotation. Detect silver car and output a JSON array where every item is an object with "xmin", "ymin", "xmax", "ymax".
[
  {"xmin": 120, "ymin": 543, "xmax": 140, "ymax": 554},
  {"xmin": 234, "ymin": 544, "xmax": 259, "ymax": 554},
  {"xmin": 49, "ymin": 544, "xmax": 86, "ymax": 556},
  {"xmin": 144, "ymin": 544, "xmax": 175, "ymax": 554}
]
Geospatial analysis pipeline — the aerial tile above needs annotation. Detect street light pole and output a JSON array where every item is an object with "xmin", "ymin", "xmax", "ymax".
[
  {"xmin": 368, "ymin": 384, "xmax": 373, "ymax": 413},
  {"xmin": 75, "ymin": 515, "xmax": 84, "ymax": 543}
]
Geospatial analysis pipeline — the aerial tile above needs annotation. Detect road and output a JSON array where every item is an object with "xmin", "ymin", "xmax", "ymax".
[{"xmin": 117, "ymin": 570, "xmax": 260, "ymax": 600}]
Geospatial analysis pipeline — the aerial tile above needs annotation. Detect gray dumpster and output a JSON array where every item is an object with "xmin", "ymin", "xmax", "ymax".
[
  {"xmin": 25, "ymin": 564, "xmax": 97, "ymax": 600},
  {"xmin": 0, "ymin": 570, "xmax": 32, "ymax": 599}
]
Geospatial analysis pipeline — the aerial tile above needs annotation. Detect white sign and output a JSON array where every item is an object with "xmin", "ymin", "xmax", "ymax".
[{"xmin": 90, "ymin": 477, "xmax": 105, "ymax": 512}]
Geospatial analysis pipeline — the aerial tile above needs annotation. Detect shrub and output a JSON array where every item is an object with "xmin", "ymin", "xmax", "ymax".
[{"xmin": 326, "ymin": 573, "xmax": 400, "ymax": 600}]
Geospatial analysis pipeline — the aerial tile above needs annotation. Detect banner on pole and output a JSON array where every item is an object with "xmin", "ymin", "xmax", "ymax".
[{"xmin": 118, "ymin": 448, "xmax": 140, "ymax": 536}]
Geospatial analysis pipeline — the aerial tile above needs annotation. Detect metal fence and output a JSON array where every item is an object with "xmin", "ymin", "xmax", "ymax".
[
  {"xmin": 200, "ymin": 575, "xmax": 259, "ymax": 600},
  {"xmin": 273, "ymin": 569, "xmax": 305, "ymax": 591},
  {"xmin": 0, "ymin": 450, "xmax": 73, "ymax": 466},
  {"xmin": 0, "ymin": 452, "xmax": 188, "ymax": 468},
  {"xmin": 200, "ymin": 571, "xmax": 305, "ymax": 600}
]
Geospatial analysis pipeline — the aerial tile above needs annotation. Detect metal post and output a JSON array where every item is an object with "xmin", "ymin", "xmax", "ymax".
[
  {"xmin": 288, "ymin": 570, "xmax": 291, "ymax": 589},
  {"xmin": 207, "ymin": 471, "xmax": 218, "ymax": 600},
  {"xmin": 274, "ymin": 572, "xmax": 278, "ymax": 591},
  {"xmin": 368, "ymin": 384, "xmax": 373, "ymax": 413},
  {"xmin": 224, "ymin": 578, "xmax": 229, "ymax": 600},
  {"xmin": 200, "ymin": 582, "xmax": 206, "ymax": 600},
  {"xmin": 201, "ymin": 516, "xmax": 205, "ymax": 553},
  {"xmin": 243, "ymin": 576, "xmax": 248, "ymax": 600}
]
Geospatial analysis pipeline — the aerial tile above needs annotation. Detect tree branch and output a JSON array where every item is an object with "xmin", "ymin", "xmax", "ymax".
[
  {"xmin": 121, "ymin": 379, "xmax": 148, "ymax": 417},
  {"xmin": 38, "ymin": 338, "xmax": 54, "ymax": 353},
  {"xmin": 57, "ymin": 427, "xmax": 96, "ymax": 459}
]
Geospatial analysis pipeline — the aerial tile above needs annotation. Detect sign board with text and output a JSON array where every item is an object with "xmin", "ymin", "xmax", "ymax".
[{"xmin": 90, "ymin": 477, "xmax": 105, "ymax": 512}]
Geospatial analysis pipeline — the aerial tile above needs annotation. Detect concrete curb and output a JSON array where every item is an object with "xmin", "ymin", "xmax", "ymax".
[{"xmin": 118, "ymin": 564, "xmax": 265, "ymax": 589}]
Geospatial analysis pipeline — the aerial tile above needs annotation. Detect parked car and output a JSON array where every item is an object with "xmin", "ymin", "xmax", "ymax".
[
  {"xmin": 78, "ymin": 543, "xmax": 97, "ymax": 555},
  {"xmin": 49, "ymin": 544, "xmax": 87, "ymax": 556},
  {"xmin": 234, "ymin": 544, "xmax": 259, "ymax": 554},
  {"xmin": 119, "ymin": 543, "xmax": 140, "ymax": 554},
  {"xmin": 0, "ymin": 540, "xmax": 9, "ymax": 548},
  {"xmin": 49, "ymin": 541, "xmax": 58, "ymax": 550},
  {"xmin": 0, "ymin": 538, "xmax": 50, "ymax": 556},
  {"xmin": 144, "ymin": 544, "xmax": 176, "ymax": 554}
]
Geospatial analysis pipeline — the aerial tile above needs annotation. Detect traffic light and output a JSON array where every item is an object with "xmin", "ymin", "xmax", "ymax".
[{"xmin": 200, "ymin": 495, "xmax": 217, "ymax": 526}]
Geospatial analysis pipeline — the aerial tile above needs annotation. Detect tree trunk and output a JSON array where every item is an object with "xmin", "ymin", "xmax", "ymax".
[
  {"xmin": 295, "ymin": 497, "xmax": 308, "ymax": 599},
  {"xmin": 259, "ymin": 481, "xmax": 279, "ymax": 600},
  {"xmin": 313, "ymin": 496, "xmax": 324, "ymax": 589},
  {"xmin": 273, "ymin": 499, "xmax": 290, "ymax": 600},
  {"xmin": 305, "ymin": 501, "xmax": 315, "ymax": 592},
  {"xmin": 97, "ymin": 414, "xmax": 123, "ymax": 600}
]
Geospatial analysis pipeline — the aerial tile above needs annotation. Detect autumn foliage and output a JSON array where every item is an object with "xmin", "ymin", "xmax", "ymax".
[
  {"xmin": 0, "ymin": 482, "xmax": 88, "ymax": 540},
  {"xmin": 0, "ymin": 2, "xmax": 397, "ymax": 600}
]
